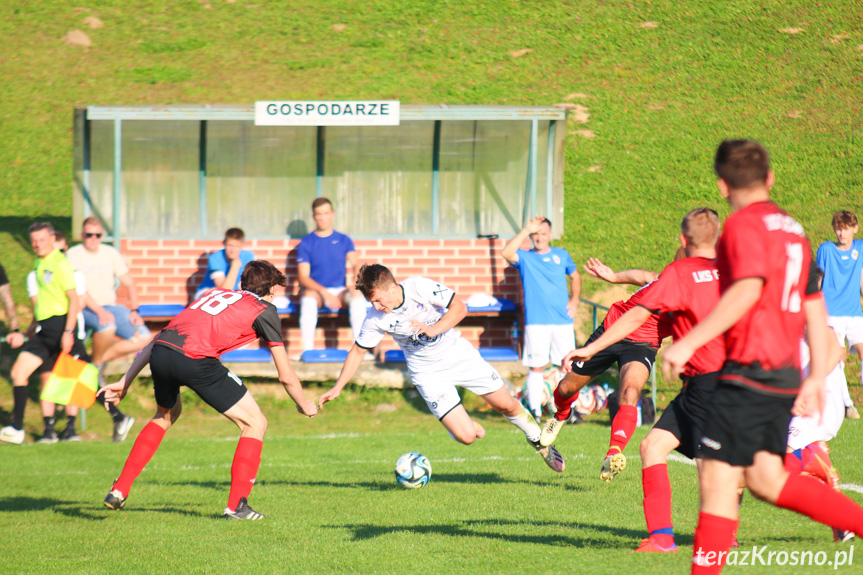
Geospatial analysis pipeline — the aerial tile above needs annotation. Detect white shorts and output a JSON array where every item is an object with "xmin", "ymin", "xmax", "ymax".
[
  {"xmin": 522, "ymin": 324, "xmax": 576, "ymax": 368},
  {"xmin": 827, "ymin": 316, "xmax": 863, "ymax": 348},
  {"xmin": 411, "ymin": 338, "xmax": 504, "ymax": 419},
  {"xmin": 787, "ymin": 366, "xmax": 846, "ymax": 450}
]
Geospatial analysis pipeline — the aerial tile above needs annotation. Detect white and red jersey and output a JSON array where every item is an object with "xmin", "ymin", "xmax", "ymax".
[
  {"xmin": 356, "ymin": 277, "xmax": 460, "ymax": 374},
  {"xmin": 602, "ymin": 282, "xmax": 673, "ymax": 348},
  {"xmin": 717, "ymin": 201, "xmax": 821, "ymax": 395},
  {"xmin": 156, "ymin": 290, "xmax": 283, "ymax": 359},
  {"xmin": 636, "ymin": 257, "xmax": 724, "ymax": 378}
]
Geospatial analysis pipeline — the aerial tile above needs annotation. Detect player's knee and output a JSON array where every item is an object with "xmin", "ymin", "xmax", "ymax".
[
  {"xmin": 639, "ymin": 435, "xmax": 655, "ymax": 460},
  {"xmin": 452, "ymin": 429, "xmax": 476, "ymax": 445},
  {"xmin": 556, "ymin": 374, "xmax": 580, "ymax": 397},
  {"xmin": 619, "ymin": 385, "xmax": 641, "ymax": 406}
]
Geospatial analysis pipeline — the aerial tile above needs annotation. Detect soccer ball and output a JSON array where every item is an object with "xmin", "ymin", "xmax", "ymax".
[{"xmin": 394, "ymin": 452, "xmax": 432, "ymax": 489}]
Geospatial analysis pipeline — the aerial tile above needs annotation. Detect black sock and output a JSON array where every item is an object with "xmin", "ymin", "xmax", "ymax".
[
  {"xmin": 66, "ymin": 415, "xmax": 76, "ymax": 432},
  {"xmin": 107, "ymin": 402, "xmax": 125, "ymax": 423},
  {"xmin": 43, "ymin": 416, "xmax": 55, "ymax": 433},
  {"xmin": 12, "ymin": 387, "xmax": 29, "ymax": 430}
]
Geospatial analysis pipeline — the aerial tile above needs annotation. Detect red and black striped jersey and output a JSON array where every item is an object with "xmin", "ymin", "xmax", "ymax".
[{"xmin": 155, "ymin": 290, "xmax": 283, "ymax": 359}]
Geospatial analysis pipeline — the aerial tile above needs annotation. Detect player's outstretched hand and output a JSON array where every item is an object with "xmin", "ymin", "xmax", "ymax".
[
  {"xmin": 560, "ymin": 349, "xmax": 581, "ymax": 372},
  {"xmin": 582, "ymin": 258, "xmax": 617, "ymax": 283},
  {"xmin": 661, "ymin": 342, "xmax": 692, "ymax": 382},
  {"xmin": 6, "ymin": 331, "xmax": 25, "ymax": 349},
  {"xmin": 792, "ymin": 375, "xmax": 825, "ymax": 422},
  {"xmin": 317, "ymin": 387, "xmax": 341, "ymax": 409},
  {"xmin": 296, "ymin": 399, "xmax": 318, "ymax": 417},
  {"xmin": 563, "ymin": 346, "xmax": 594, "ymax": 367},
  {"xmin": 97, "ymin": 380, "xmax": 128, "ymax": 409}
]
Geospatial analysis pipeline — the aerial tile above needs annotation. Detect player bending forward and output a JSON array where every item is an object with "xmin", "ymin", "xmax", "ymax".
[
  {"xmin": 318, "ymin": 264, "xmax": 565, "ymax": 472},
  {"xmin": 99, "ymin": 261, "xmax": 317, "ymax": 519},
  {"xmin": 561, "ymin": 208, "xmax": 725, "ymax": 552},
  {"xmin": 540, "ymin": 259, "xmax": 672, "ymax": 481}
]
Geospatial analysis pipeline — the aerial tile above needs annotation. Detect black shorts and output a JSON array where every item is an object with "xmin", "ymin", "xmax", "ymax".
[
  {"xmin": 654, "ymin": 371, "xmax": 718, "ymax": 459},
  {"xmin": 696, "ymin": 380, "xmax": 795, "ymax": 466},
  {"xmin": 150, "ymin": 344, "xmax": 248, "ymax": 414},
  {"xmin": 570, "ymin": 324, "xmax": 658, "ymax": 377},
  {"xmin": 21, "ymin": 315, "xmax": 90, "ymax": 374}
]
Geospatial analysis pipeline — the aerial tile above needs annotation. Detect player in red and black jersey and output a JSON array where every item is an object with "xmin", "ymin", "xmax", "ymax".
[
  {"xmin": 560, "ymin": 208, "xmax": 724, "ymax": 553},
  {"xmin": 663, "ymin": 140, "xmax": 863, "ymax": 574},
  {"xmin": 540, "ymin": 258, "xmax": 673, "ymax": 482},
  {"xmin": 99, "ymin": 260, "xmax": 317, "ymax": 520}
]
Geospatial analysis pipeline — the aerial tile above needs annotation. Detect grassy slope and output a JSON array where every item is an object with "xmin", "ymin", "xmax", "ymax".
[{"xmin": 2, "ymin": 1, "xmax": 861, "ymax": 303}]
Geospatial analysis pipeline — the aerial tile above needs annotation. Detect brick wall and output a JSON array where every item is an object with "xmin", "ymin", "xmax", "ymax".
[{"xmin": 120, "ymin": 238, "xmax": 524, "ymax": 354}]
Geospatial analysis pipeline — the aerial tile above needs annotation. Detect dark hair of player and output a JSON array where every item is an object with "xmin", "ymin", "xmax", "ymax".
[
  {"xmin": 714, "ymin": 139, "xmax": 770, "ymax": 190},
  {"xmin": 240, "ymin": 260, "xmax": 287, "ymax": 297},
  {"xmin": 224, "ymin": 227, "xmax": 245, "ymax": 242},
  {"xmin": 28, "ymin": 221, "xmax": 55, "ymax": 235},
  {"xmin": 312, "ymin": 197, "xmax": 332, "ymax": 211},
  {"xmin": 832, "ymin": 210, "xmax": 858, "ymax": 230},
  {"xmin": 680, "ymin": 207, "xmax": 720, "ymax": 249},
  {"xmin": 355, "ymin": 263, "xmax": 397, "ymax": 299},
  {"xmin": 53, "ymin": 229, "xmax": 67, "ymax": 244}
]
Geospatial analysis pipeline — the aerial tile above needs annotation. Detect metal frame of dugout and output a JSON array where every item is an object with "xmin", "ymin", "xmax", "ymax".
[{"xmin": 73, "ymin": 104, "xmax": 568, "ymax": 242}]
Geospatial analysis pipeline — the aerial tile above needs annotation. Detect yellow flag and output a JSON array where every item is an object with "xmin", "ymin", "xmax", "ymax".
[{"xmin": 40, "ymin": 352, "xmax": 99, "ymax": 408}]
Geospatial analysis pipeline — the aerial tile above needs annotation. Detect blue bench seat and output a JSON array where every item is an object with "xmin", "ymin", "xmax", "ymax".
[
  {"xmin": 384, "ymin": 346, "xmax": 518, "ymax": 363},
  {"xmin": 221, "ymin": 348, "xmax": 272, "ymax": 363}
]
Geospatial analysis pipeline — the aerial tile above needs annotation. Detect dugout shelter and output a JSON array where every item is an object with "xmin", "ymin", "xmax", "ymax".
[{"xmin": 72, "ymin": 104, "xmax": 568, "ymax": 355}]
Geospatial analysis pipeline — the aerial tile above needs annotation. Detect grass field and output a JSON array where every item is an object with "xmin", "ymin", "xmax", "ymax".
[{"xmin": 2, "ymin": 383, "xmax": 863, "ymax": 574}]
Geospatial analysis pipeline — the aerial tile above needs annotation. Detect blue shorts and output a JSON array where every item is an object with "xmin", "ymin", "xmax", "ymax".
[{"xmin": 83, "ymin": 305, "xmax": 150, "ymax": 340}]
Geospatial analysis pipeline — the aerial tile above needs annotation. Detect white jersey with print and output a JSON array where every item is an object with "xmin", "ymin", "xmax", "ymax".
[
  {"xmin": 787, "ymin": 338, "xmax": 846, "ymax": 450},
  {"xmin": 356, "ymin": 277, "xmax": 460, "ymax": 374}
]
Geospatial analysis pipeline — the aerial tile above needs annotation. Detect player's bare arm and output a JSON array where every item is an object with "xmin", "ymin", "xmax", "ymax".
[
  {"xmin": 318, "ymin": 343, "xmax": 366, "ymax": 408},
  {"xmin": 346, "ymin": 251, "xmax": 359, "ymax": 294},
  {"xmin": 99, "ymin": 338, "xmax": 156, "ymax": 406},
  {"xmin": 583, "ymin": 257, "xmax": 658, "ymax": 286},
  {"xmin": 792, "ymin": 296, "xmax": 831, "ymax": 419},
  {"xmin": 270, "ymin": 345, "xmax": 317, "ymax": 417},
  {"xmin": 0, "ymin": 283, "xmax": 18, "ymax": 332},
  {"xmin": 298, "ymin": 261, "xmax": 341, "ymax": 309},
  {"xmin": 408, "ymin": 297, "xmax": 468, "ymax": 338},
  {"xmin": 662, "ymin": 276, "xmax": 763, "ymax": 381},
  {"xmin": 501, "ymin": 216, "xmax": 545, "ymax": 265},
  {"xmin": 562, "ymin": 305, "xmax": 653, "ymax": 370}
]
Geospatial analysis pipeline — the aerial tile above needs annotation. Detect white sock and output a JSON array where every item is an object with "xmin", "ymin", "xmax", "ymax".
[
  {"xmin": 525, "ymin": 369, "xmax": 545, "ymax": 416},
  {"xmin": 505, "ymin": 405, "xmax": 541, "ymax": 443},
  {"xmin": 299, "ymin": 296, "xmax": 319, "ymax": 351},
  {"xmin": 347, "ymin": 295, "xmax": 369, "ymax": 341},
  {"xmin": 840, "ymin": 362, "xmax": 853, "ymax": 407}
]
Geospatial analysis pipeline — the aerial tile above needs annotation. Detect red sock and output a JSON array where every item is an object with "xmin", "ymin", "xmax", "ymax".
[
  {"xmin": 643, "ymin": 464, "xmax": 674, "ymax": 547},
  {"xmin": 227, "ymin": 437, "xmax": 263, "ymax": 511},
  {"xmin": 776, "ymin": 472, "xmax": 863, "ymax": 536},
  {"xmin": 113, "ymin": 422, "xmax": 166, "ymax": 498},
  {"xmin": 553, "ymin": 385, "xmax": 577, "ymax": 421},
  {"xmin": 607, "ymin": 405, "xmax": 637, "ymax": 456},
  {"xmin": 691, "ymin": 512, "xmax": 738, "ymax": 574}
]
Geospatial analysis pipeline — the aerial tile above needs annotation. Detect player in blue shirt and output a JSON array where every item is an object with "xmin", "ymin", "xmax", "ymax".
[
  {"xmin": 296, "ymin": 198, "xmax": 369, "ymax": 354},
  {"xmin": 503, "ymin": 216, "xmax": 580, "ymax": 421},
  {"xmin": 816, "ymin": 210, "xmax": 863, "ymax": 419},
  {"xmin": 194, "ymin": 228, "xmax": 255, "ymax": 301}
]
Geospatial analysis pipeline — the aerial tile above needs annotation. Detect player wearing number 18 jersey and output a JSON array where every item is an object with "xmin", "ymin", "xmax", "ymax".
[
  {"xmin": 662, "ymin": 140, "xmax": 863, "ymax": 574},
  {"xmin": 99, "ymin": 261, "xmax": 317, "ymax": 519}
]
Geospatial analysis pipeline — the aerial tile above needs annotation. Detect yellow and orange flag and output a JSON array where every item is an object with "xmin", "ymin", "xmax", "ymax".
[{"xmin": 40, "ymin": 352, "xmax": 99, "ymax": 408}]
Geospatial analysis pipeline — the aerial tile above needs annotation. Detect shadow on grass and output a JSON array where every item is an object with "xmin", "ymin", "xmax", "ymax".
[
  {"xmin": 326, "ymin": 518, "xmax": 646, "ymax": 548},
  {"xmin": 0, "ymin": 496, "xmax": 208, "ymax": 519},
  {"xmin": 166, "ymin": 472, "xmax": 574, "ymax": 493}
]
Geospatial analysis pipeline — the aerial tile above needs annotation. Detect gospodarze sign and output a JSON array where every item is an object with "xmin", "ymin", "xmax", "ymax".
[{"xmin": 255, "ymin": 101, "xmax": 400, "ymax": 126}]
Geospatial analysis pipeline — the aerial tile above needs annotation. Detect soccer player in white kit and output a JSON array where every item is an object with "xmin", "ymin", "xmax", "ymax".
[{"xmin": 318, "ymin": 264, "xmax": 565, "ymax": 472}]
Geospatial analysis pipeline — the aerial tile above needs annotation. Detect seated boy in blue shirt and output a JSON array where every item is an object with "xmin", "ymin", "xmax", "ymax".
[{"xmin": 195, "ymin": 228, "xmax": 255, "ymax": 301}]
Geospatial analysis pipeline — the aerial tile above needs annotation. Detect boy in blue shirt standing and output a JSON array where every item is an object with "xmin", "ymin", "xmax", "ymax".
[
  {"xmin": 816, "ymin": 210, "xmax": 863, "ymax": 419},
  {"xmin": 296, "ymin": 198, "xmax": 368, "ymax": 354},
  {"xmin": 503, "ymin": 216, "xmax": 581, "ymax": 421}
]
